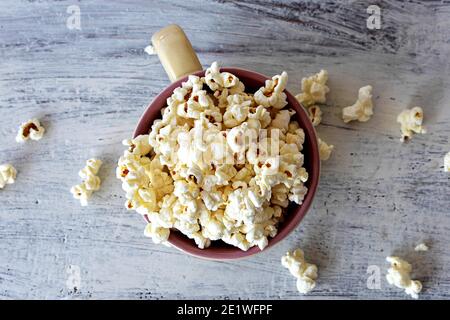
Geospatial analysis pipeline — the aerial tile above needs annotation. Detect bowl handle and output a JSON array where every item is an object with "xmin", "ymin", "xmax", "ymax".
[{"xmin": 151, "ymin": 24, "xmax": 203, "ymax": 83}]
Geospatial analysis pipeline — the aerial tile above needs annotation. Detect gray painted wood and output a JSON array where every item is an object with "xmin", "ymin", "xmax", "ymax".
[{"xmin": 0, "ymin": 0, "xmax": 449, "ymax": 300}]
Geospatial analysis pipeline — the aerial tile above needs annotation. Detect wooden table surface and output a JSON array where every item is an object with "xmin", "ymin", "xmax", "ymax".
[{"xmin": 1, "ymin": 0, "xmax": 449, "ymax": 300}]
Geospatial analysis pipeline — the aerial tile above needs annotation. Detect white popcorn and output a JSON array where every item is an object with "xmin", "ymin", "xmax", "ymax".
[
  {"xmin": 144, "ymin": 222, "xmax": 170, "ymax": 244},
  {"xmin": 16, "ymin": 118, "xmax": 45, "ymax": 142},
  {"xmin": 342, "ymin": 85, "xmax": 373, "ymax": 123},
  {"xmin": 445, "ymin": 152, "xmax": 450, "ymax": 172},
  {"xmin": 295, "ymin": 70, "xmax": 329, "ymax": 107},
  {"xmin": 205, "ymin": 62, "xmax": 244, "ymax": 93},
  {"xmin": 117, "ymin": 62, "xmax": 310, "ymax": 251},
  {"xmin": 0, "ymin": 163, "xmax": 17, "ymax": 189},
  {"xmin": 271, "ymin": 110, "xmax": 295, "ymax": 133},
  {"xmin": 386, "ymin": 256, "xmax": 422, "ymax": 299},
  {"xmin": 307, "ymin": 105, "xmax": 322, "ymax": 126},
  {"xmin": 396, "ymin": 107, "xmax": 426, "ymax": 142},
  {"xmin": 281, "ymin": 249, "xmax": 318, "ymax": 294},
  {"xmin": 122, "ymin": 134, "xmax": 152, "ymax": 156},
  {"xmin": 414, "ymin": 243, "xmax": 429, "ymax": 252},
  {"xmin": 254, "ymin": 72, "xmax": 288, "ymax": 109},
  {"xmin": 70, "ymin": 159, "xmax": 102, "ymax": 206},
  {"xmin": 318, "ymin": 138, "xmax": 333, "ymax": 161},
  {"xmin": 223, "ymin": 94, "xmax": 252, "ymax": 128},
  {"xmin": 288, "ymin": 182, "xmax": 308, "ymax": 205},
  {"xmin": 286, "ymin": 128, "xmax": 305, "ymax": 151},
  {"xmin": 71, "ymin": 184, "xmax": 92, "ymax": 207},
  {"xmin": 248, "ymin": 105, "xmax": 272, "ymax": 129}
]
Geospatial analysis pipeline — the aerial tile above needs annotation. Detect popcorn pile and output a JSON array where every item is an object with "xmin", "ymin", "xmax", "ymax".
[
  {"xmin": 281, "ymin": 248, "xmax": 318, "ymax": 294},
  {"xmin": 386, "ymin": 256, "xmax": 422, "ymax": 299},
  {"xmin": 117, "ymin": 62, "xmax": 309, "ymax": 251},
  {"xmin": 70, "ymin": 159, "xmax": 103, "ymax": 206}
]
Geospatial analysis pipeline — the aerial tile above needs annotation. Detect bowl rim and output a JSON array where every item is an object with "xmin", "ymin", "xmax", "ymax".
[{"xmin": 134, "ymin": 67, "xmax": 320, "ymax": 260}]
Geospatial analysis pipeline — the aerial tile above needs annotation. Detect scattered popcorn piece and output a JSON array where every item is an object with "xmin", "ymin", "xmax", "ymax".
[
  {"xmin": 342, "ymin": 85, "xmax": 373, "ymax": 123},
  {"xmin": 396, "ymin": 107, "xmax": 426, "ymax": 142},
  {"xmin": 318, "ymin": 138, "xmax": 333, "ymax": 161},
  {"xmin": 281, "ymin": 249, "xmax": 318, "ymax": 294},
  {"xmin": 16, "ymin": 119, "xmax": 45, "ymax": 142},
  {"xmin": 295, "ymin": 70, "xmax": 329, "ymax": 107},
  {"xmin": 445, "ymin": 152, "xmax": 450, "ymax": 172},
  {"xmin": 144, "ymin": 45, "xmax": 156, "ymax": 55},
  {"xmin": 0, "ymin": 164, "xmax": 17, "ymax": 189},
  {"xmin": 307, "ymin": 105, "xmax": 322, "ymax": 126},
  {"xmin": 118, "ymin": 62, "xmax": 310, "ymax": 251},
  {"xmin": 70, "ymin": 159, "xmax": 102, "ymax": 206},
  {"xmin": 386, "ymin": 256, "xmax": 422, "ymax": 299},
  {"xmin": 414, "ymin": 243, "xmax": 429, "ymax": 252}
]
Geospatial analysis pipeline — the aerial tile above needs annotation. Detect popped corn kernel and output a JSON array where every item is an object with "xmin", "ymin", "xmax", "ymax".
[
  {"xmin": 0, "ymin": 163, "xmax": 17, "ymax": 189},
  {"xmin": 71, "ymin": 158, "xmax": 102, "ymax": 206},
  {"xmin": 414, "ymin": 243, "xmax": 429, "ymax": 252},
  {"xmin": 254, "ymin": 71, "xmax": 288, "ymax": 109},
  {"xmin": 342, "ymin": 85, "xmax": 374, "ymax": 123},
  {"xmin": 16, "ymin": 119, "xmax": 45, "ymax": 142},
  {"xmin": 396, "ymin": 107, "xmax": 426, "ymax": 142},
  {"xmin": 318, "ymin": 137, "xmax": 333, "ymax": 161},
  {"xmin": 282, "ymin": 249, "xmax": 318, "ymax": 294},
  {"xmin": 444, "ymin": 152, "xmax": 450, "ymax": 172},
  {"xmin": 144, "ymin": 222, "xmax": 170, "ymax": 244},
  {"xmin": 295, "ymin": 70, "xmax": 329, "ymax": 107},
  {"xmin": 386, "ymin": 256, "xmax": 422, "ymax": 299}
]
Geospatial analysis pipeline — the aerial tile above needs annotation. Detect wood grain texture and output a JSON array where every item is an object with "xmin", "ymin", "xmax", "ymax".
[{"xmin": 0, "ymin": 0, "xmax": 449, "ymax": 300}]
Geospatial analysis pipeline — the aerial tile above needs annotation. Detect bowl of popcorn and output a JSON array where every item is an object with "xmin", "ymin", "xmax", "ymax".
[{"xmin": 116, "ymin": 25, "xmax": 320, "ymax": 259}]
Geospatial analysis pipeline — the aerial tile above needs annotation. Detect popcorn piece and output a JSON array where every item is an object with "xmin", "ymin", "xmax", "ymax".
[
  {"xmin": 295, "ymin": 70, "xmax": 329, "ymax": 107},
  {"xmin": 396, "ymin": 107, "xmax": 426, "ymax": 142},
  {"xmin": 318, "ymin": 138, "xmax": 333, "ymax": 161},
  {"xmin": 144, "ymin": 222, "xmax": 170, "ymax": 244},
  {"xmin": 71, "ymin": 159, "xmax": 102, "ymax": 206},
  {"xmin": 445, "ymin": 152, "xmax": 450, "ymax": 172},
  {"xmin": 0, "ymin": 164, "xmax": 17, "ymax": 189},
  {"xmin": 342, "ymin": 85, "xmax": 373, "ymax": 123},
  {"xmin": 414, "ymin": 243, "xmax": 429, "ymax": 252},
  {"xmin": 281, "ymin": 249, "xmax": 318, "ymax": 294},
  {"xmin": 307, "ymin": 105, "xmax": 322, "ymax": 126},
  {"xmin": 254, "ymin": 72, "xmax": 288, "ymax": 109},
  {"xmin": 16, "ymin": 119, "xmax": 45, "ymax": 142},
  {"xmin": 205, "ymin": 62, "xmax": 244, "ymax": 93},
  {"xmin": 117, "ymin": 62, "xmax": 310, "ymax": 251},
  {"xmin": 70, "ymin": 184, "xmax": 92, "ymax": 207},
  {"xmin": 386, "ymin": 256, "xmax": 422, "ymax": 299},
  {"xmin": 223, "ymin": 94, "xmax": 252, "ymax": 128},
  {"xmin": 271, "ymin": 110, "xmax": 295, "ymax": 133}
]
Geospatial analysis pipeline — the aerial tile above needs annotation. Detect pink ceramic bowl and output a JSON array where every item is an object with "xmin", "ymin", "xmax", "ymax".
[{"xmin": 134, "ymin": 67, "xmax": 320, "ymax": 260}]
